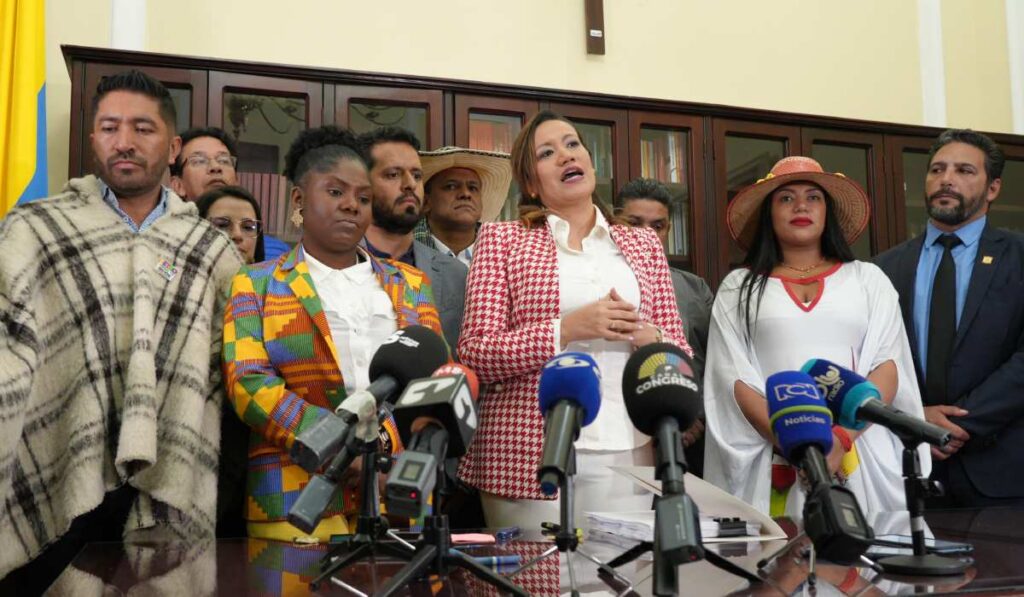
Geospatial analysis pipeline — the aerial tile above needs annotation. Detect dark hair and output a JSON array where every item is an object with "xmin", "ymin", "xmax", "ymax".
[
  {"xmin": 617, "ymin": 177, "xmax": 672, "ymax": 208},
  {"xmin": 284, "ymin": 126, "xmax": 368, "ymax": 184},
  {"xmin": 91, "ymin": 69, "xmax": 177, "ymax": 132},
  {"xmin": 737, "ymin": 190, "xmax": 855, "ymax": 338},
  {"xmin": 171, "ymin": 127, "xmax": 238, "ymax": 176},
  {"xmin": 195, "ymin": 185, "xmax": 265, "ymax": 262},
  {"xmin": 930, "ymin": 128, "xmax": 1005, "ymax": 182},
  {"xmin": 509, "ymin": 110, "xmax": 617, "ymax": 227},
  {"xmin": 358, "ymin": 127, "xmax": 421, "ymax": 169}
]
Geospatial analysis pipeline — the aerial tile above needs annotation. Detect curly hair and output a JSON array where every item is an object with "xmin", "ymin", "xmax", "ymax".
[{"xmin": 283, "ymin": 125, "xmax": 368, "ymax": 184}]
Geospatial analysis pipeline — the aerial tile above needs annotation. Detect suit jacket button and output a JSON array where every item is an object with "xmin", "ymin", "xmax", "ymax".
[{"xmin": 491, "ymin": 383, "xmax": 504, "ymax": 392}]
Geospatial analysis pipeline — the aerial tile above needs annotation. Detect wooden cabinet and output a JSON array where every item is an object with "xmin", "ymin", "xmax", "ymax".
[{"xmin": 62, "ymin": 45, "xmax": 1024, "ymax": 287}]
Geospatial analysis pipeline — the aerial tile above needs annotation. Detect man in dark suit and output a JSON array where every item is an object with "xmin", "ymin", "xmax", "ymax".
[
  {"xmin": 358, "ymin": 127, "xmax": 468, "ymax": 355},
  {"xmin": 617, "ymin": 177, "xmax": 714, "ymax": 476},
  {"xmin": 875, "ymin": 129, "xmax": 1024, "ymax": 507}
]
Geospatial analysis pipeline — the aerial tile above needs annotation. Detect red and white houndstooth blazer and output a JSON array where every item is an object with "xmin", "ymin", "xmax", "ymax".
[{"xmin": 457, "ymin": 219, "xmax": 692, "ymax": 500}]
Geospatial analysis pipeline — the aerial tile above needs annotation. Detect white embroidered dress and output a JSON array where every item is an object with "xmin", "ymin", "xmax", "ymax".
[{"xmin": 703, "ymin": 261, "xmax": 930, "ymax": 516}]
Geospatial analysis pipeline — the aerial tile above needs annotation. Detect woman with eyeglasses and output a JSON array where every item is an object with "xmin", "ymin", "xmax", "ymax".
[{"xmin": 196, "ymin": 186, "xmax": 264, "ymax": 264}]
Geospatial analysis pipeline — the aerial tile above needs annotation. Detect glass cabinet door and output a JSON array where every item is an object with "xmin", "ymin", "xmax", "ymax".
[
  {"xmin": 454, "ymin": 95, "xmax": 539, "ymax": 220},
  {"xmin": 334, "ymin": 85, "xmax": 443, "ymax": 149},
  {"xmin": 712, "ymin": 119, "xmax": 800, "ymax": 279},
  {"xmin": 628, "ymin": 111, "xmax": 706, "ymax": 273},
  {"xmin": 208, "ymin": 72, "xmax": 322, "ymax": 245},
  {"xmin": 885, "ymin": 135, "xmax": 935, "ymax": 243},
  {"xmin": 803, "ymin": 128, "xmax": 887, "ymax": 257},
  {"xmin": 990, "ymin": 147, "xmax": 1024, "ymax": 233}
]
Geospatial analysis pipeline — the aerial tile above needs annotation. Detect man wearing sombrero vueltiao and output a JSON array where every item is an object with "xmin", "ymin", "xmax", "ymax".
[{"xmin": 414, "ymin": 147, "xmax": 513, "ymax": 267}]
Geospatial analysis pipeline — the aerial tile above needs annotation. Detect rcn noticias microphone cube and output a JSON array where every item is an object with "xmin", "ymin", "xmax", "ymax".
[{"xmin": 765, "ymin": 371, "xmax": 834, "ymax": 462}]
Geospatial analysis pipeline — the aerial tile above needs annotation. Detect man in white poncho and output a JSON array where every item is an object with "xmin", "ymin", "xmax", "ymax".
[{"xmin": 703, "ymin": 156, "xmax": 930, "ymax": 517}]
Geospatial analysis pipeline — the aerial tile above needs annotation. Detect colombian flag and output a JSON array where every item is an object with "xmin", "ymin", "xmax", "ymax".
[{"xmin": 1, "ymin": 0, "xmax": 47, "ymax": 217}]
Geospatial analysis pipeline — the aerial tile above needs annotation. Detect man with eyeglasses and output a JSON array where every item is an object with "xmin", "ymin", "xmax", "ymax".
[
  {"xmin": 171, "ymin": 126, "xmax": 288, "ymax": 260},
  {"xmin": 617, "ymin": 177, "xmax": 713, "ymax": 476}
]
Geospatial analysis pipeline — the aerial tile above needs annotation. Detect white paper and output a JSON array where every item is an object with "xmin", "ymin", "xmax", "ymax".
[{"xmin": 606, "ymin": 466, "xmax": 788, "ymax": 542}]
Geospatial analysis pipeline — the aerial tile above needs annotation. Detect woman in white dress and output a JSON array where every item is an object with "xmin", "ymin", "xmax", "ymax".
[{"xmin": 703, "ymin": 156, "xmax": 929, "ymax": 517}]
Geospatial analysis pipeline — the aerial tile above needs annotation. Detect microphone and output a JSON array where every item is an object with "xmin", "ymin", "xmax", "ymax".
[
  {"xmin": 386, "ymin": 363, "xmax": 480, "ymax": 517},
  {"xmin": 766, "ymin": 371, "xmax": 873, "ymax": 564},
  {"xmin": 801, "ymin": 358, "xmax": 951, "ymax": 447},
  {"xmin": 392, "ymin": 363, "xmax": 480, "ymax": 458},
  {"xmin": 536, "ymin": 352, "xmax": 601, "ymax": 496},
  {"xmin": 290, "ymin": 325, "xmax": 449, "ymax": 472},
  {"xmin": 622, "ymin": 343, "xmax": 705, "ymax": 565}
]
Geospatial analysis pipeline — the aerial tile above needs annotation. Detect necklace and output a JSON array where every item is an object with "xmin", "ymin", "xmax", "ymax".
[{"xmin": 780, "ymin": 258, "xmax": 827, "ymax": 277}]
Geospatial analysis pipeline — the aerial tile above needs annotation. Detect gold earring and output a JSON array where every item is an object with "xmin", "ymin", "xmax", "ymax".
[{"xmin": 290, "ymin": 207, "xmax": 304, "ymax": 227}]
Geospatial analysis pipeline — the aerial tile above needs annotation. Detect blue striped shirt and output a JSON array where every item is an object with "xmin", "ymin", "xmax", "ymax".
[{"xmin": 99, "ymin": 180, "xmax": 169, "ymax": 233}]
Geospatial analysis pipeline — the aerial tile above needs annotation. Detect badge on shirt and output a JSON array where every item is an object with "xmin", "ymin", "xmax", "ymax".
[
  {"xmin": 155, "ymin": 258, "xmax": 178, "ymax": 281},
  {"xmin": 982, "ymin": 255, "xmax": 994, "ymax": 265}
]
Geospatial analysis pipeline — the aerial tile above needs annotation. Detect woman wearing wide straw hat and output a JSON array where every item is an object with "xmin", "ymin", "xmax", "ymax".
[{"xmin": 703, "ymin": 156, "xmax": 929, "ymax": 516}]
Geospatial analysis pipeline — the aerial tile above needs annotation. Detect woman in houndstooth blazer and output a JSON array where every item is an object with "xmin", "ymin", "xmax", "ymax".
[{"xmin": 457, "ymin": 111, "xmax": 693, "ymax": 529}]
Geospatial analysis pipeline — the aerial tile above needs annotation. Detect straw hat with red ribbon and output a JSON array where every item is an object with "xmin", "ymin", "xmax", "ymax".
[{"xmin": 727, "ymin": 156, "xmax": 870, "ymax": 250}]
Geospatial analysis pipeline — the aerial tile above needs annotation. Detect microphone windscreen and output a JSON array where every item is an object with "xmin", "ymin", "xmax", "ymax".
[
  {"xmin": 538, "ymin": 352, "xmax": 601, "ymax": 425},
  {"xmin": 766, "ymin": 370, "xmax": 834, "ymax": 462},
  {"xmin": 620, "ymin": 343, "xmax": 702, "ymax": 435},
  {"xmin": 369, "ymin": 325, "xmax": 449, "ymax": 388},
  {"xmin": 433, "ymin": 362, "xmax": 480, "ymax": 400},
  {"xmin": 800, "ymin": 359, "xmax": 880, "ymax": 430}
]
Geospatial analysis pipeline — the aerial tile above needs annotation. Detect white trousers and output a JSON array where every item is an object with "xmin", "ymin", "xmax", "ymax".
[{"xmin": 480, "ymin": 443, "xmax": 655, "ymax": 532}]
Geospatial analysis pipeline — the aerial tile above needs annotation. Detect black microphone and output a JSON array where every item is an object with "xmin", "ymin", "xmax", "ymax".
[
  {"xmin": 622, "ymin": 343, "xmax": 705, "ymax": 565},
  {"xmin": 386, "ymin": 363, "xmax": 479, "ymax": 517},
  {"xmin": 536, "ymin": 353, "xmax": 602, "ymax": 496},
  {"xmin": 391, "ymin": 363, "xmax": 479, "ymax": 458},
  {"xmin": 290, "ymin": 325, "xmax": 449, "ymax": 472}
]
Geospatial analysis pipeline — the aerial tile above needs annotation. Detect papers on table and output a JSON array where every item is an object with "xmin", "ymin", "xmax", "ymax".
[
  {"xmin": 586, "ymin": 510, "xmax": 762, "ymax": 543},
  {"xmin": 600, "ymin": 466, "xmax": 788, "ymax": 543}
]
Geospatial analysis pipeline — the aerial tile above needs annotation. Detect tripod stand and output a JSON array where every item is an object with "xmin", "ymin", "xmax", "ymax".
[
  {"xmin": 373, "ymin": 439, "xmax": 529, "ymax": 597},
  {"xmin": 309, "ymin": 441, "xmax": 415, "ymax": 591},
  {"xmin": 875, "ymin": 440, "xmax": 971, "ymax": 576},
  {"xmin": 511, "ymin": 448, "xmax": 638, "ymax": 597}
]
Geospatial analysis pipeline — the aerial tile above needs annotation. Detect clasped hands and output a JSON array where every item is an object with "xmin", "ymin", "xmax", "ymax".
[{"xmin": 560, "ymin": 288, "xmax": 660, "ymax": 349}]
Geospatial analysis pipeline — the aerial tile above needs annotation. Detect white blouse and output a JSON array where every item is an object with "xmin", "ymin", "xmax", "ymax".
[
  {"xmin": 304, "ymin": 248, "xmax": 398, "ymax": 395},
  {"xmin": 547, "ymin": 207, "xmax": 647, "ymax": 451}
]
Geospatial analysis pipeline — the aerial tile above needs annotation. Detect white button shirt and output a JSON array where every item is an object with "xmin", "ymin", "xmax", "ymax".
[
  {"xmin": 548, "ymin": 208, "xmax": 647, "ymax": 451},
  {"xmin": 303, "ymin": 248, "xmax": 398, "ymax": 395}
]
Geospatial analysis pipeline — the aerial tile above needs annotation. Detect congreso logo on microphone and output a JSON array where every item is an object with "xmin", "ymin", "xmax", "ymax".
[{"xmin": 634, "ymin": 352, "xmax": 698, "ymax": 394}]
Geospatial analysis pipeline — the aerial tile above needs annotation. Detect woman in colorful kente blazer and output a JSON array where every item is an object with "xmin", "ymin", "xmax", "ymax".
[{"xmin": 222, "ymin": 127, "xmax": 443, "ymax": 540}]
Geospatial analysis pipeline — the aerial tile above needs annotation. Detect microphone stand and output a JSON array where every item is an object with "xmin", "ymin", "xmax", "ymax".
[
  {"xmin": 374, "ymin": 432, "xmax": 529, "ymax": 597},
  {"xmin": 605, "ymin": 420, "xmax": 762, "ymax": 596},
  {"xmin": 875, "ymin": 439, "xmax": 971, "ymax": 576},
  {"xmin": 511, "ymin": 446, "xmax": 637, "ymax": 597},
  {"xmin": 310, "ymin": 440, "xmax": 415, "ymax": 591}
]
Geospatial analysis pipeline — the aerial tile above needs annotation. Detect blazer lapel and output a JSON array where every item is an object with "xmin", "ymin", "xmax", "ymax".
[
  {"xmin": 280, "ymin": 245, "xmax": 341, "ymax": 368},
  {"xmin": 370, "ymin": 254, "xmax": 413, "ymax": 329},
  {"xmin": 609, "ymin": 225, "xmax": 652, "ymax": 319},
  {"xmin": 894, "ymin": 235, "xmax": 925, "ymax": 361},
  {"xmin": 955, "ymin": 225, "xmax": 1006, "ymax": 350},
  {"xmin": 524, "ymin": 224, "xmax": 560, "ymax": 321}
]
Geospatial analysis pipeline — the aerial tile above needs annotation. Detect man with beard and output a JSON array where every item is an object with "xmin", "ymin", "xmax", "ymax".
[
  {"xmin": 169, "ymin": 126, "xmax": 289, "ymax": 260},
  {"xmin": 876, "ymin": 129, "xmax": 1024, "ymax": 508},
  {"xmin": 359, "ymin": 127, "xmax": 467, "ymax": 354},
  {"xmin": 0, "ymin": 70, "xmax": 241, "ymax": 593}
]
